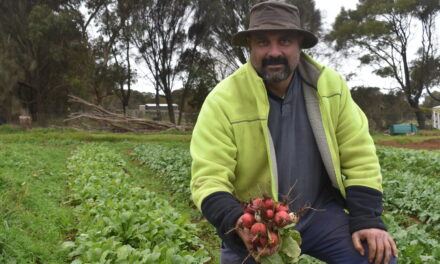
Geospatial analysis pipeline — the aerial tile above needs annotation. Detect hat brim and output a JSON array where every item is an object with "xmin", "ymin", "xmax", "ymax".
[{"xmin": 232, "ymin": 28, "xmax": 318, "ymax": 49}]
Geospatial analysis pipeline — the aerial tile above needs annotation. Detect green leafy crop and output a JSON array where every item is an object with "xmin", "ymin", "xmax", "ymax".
[{"xmin": 64, "ymin": 144, "xmax": 210, "ymax": 263}]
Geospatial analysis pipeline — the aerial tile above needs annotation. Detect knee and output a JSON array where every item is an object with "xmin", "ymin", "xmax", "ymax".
[{"xmin": 363, "ymin": 242, "xmax": 398, "ymax": 264}]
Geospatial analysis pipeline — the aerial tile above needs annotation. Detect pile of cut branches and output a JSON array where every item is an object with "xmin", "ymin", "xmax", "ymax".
[{"xmin": 65, "ymin": 95, "xmax": 184, "ymax": 132}]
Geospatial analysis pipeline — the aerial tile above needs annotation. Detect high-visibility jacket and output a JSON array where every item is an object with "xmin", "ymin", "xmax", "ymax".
[{"xmin": 190, "ymin": 53, "xmax": 382, "ymax": 211}]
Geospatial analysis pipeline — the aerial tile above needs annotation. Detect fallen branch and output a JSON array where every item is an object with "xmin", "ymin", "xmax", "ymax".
[{"xmin": 65, "ymin": 95, "xmax": 189, "ymax": 132}]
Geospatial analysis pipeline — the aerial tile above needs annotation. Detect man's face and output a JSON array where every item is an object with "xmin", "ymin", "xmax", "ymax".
[{"xmin": 249, "ymin": 31, "xmax": 302, "ymax": 83}]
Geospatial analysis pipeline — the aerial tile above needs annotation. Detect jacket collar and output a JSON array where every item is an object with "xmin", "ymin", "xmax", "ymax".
[{"xmin": 297, "ymin": 52, "xmax": 323, "ymax": 90}]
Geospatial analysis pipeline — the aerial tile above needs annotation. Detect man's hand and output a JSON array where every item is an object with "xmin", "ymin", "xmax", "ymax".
[
  {"xmin": 235, "ymin": 216, "xmax": 277, "ymax": 262},
  {"xmin": 352, "ymin": 228, "xmax": 398, "ymax": 264}
]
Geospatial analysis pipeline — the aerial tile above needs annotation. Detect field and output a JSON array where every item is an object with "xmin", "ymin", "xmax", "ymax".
[{"xmin": 0, "ymin": 126, "xmax": 439, "ymax": 263}]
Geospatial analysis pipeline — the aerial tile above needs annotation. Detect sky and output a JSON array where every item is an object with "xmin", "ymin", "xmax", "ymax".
[
  {"xmin": 132, "ymin": 1, "xmax": 437, "ymax": 94},
  {"xmin": 315, "ymin": 0, "xmax": 358, "ymax": 29},
  {"xmin": 313, "ymin": 0, "xmax": 404, "ymax": 91}
]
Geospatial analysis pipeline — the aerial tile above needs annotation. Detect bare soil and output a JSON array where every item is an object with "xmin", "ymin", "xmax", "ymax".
[{"xmin": 377, "ymin": 138, "xmax": 440, "ymax": 151}]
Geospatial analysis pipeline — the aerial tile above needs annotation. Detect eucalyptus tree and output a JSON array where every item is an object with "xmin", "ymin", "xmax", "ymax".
[
  {"xmin": 174, "ymin": 0, "xmax": 220, "ymax": 125},
  {"xmin": 327, "ymin": 0, "xmax": 440, "ymax": 128},
  {"xmin": 111, "ymin": 24, "xmax": 136, "ymax": 116},
  {"xmin": 0, "ymin": 0, "xmax": 89, "ymax": 124},
  {"xmin": 77, "ymin": 0, "xmax": 139, "ymax": 106},
  {"xmin": 132, "ymin": 0, "xmax": 192, "ymax": 123}
]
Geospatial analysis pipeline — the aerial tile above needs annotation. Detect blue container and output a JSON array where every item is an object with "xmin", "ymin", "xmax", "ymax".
[{"xmin": 390, "ymin": 124, "xmax": 418, "ymax": 135}]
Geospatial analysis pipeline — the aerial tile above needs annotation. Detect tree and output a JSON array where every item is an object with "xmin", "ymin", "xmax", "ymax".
[
  {"xmin": 110, "ymin": 3, "xmax": 137, "ymax": 116},
  {"xmin": 0, "ymin": 0, "xmax": 90, "ymax": 124},
  {"xmin": 327, "ymin": 0, "xmax": 440, "ymax": 128},
  {"xmin": 132, "ymin": 0, "xmax": 191, "ymax": 124},
  {"xmin": 127, "ymin": 90, "xmax": 148, "ymax": 109},
  {"xmin": 80, "ymin": 0, "xmax": 139, "ymax": 106},
  {"xmin": 0, "ymin": 33, "xmax": 22, "ymax": 122},
  {"xmin": 351, "ymin": 86, "xmax": 413, "ymax": 131},
  {"xmin": 173, "ymin": 0, "xmax": 220, "ymax": 125},
  {"xmin": 423, "ymin": 91, "xmax": 440, "ymax": 108}
]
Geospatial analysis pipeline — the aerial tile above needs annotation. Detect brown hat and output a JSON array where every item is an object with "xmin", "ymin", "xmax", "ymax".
[{"xmin": 232, "ymin": 1, "xmax": 318, "ymax": 49}]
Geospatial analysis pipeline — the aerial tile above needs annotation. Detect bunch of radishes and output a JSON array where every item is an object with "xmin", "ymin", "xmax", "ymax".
[{"xmin": 239, "ymin": 196, "xmax": 298, "ymax": 250}]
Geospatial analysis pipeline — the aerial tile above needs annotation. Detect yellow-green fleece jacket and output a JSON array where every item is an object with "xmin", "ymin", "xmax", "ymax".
[{"xmin": 190, "ymin": 53, "xmax": 382, "ymax": 211}]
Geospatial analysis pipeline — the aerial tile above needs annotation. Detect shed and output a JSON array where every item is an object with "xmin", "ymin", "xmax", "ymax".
[{"xmin": 433, "ymin": 106, "xmax": 440, "ymax": 130}]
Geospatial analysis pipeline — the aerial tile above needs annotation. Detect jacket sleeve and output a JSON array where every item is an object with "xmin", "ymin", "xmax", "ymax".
[
  {"xmin": 334, "ymin": 75, "xmax": 386, "ymax": 232},
  {"xmin": 190, "ymin": 93, "xmax": 238, "ymax": 210},
  {"xmin": 201, "ymin": 192, "xmax": 249, "ymax": 255},
  {"xmin": 190, "ymin": 92, "xmax": 251, "ymax": 251},
  {"xmin": 345, "ymin": 186, "xmax": 387, "ymax": 233}
]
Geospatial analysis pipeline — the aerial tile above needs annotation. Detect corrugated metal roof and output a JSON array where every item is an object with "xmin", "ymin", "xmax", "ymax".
[{"xmin": 145, "ymin": 104, "xmax": 178, "ymax": 107}]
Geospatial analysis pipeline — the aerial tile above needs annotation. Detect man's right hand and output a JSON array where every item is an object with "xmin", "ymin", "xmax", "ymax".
[{"xmin": 235, "ymin": 215, "xmax": 277, "ymax": 262}]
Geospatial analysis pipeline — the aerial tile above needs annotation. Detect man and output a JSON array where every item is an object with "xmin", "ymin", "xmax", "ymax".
[{"xmin": 190, "ymin": 1, "xmax": 398, "ymax": 263}]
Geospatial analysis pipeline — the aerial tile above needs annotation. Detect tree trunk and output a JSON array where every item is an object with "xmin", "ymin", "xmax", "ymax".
[
  {"xmin": 408, "ymin": 97, "xmax": 425, "ymax": 129},
  {"xmin": 3, "ymin": 91, "xmax": 14, "ymax": 122},
  {"xmin": 36, "ymin": 89, "xmax": 48, "ymax": 127},
  {"xmin": 177, "ymin": 85, "xmax": 190, "ymax": 125},
  {"xmin": 122, "ymin": 101, "xmax": 126, "ymax": 116},
  {"xmin": 124, "ymin": 36, "xmax": 131, "ymax": 117},
  {"xmin": 414, "ymin": 108, "xmax": 426, "ymax": 129},
  {"xmin": 164, "ymin": 88, "xmax": 175, "ymax": 124},
  {"xmin": 154, "ymin": 87, "xmax": 162, "ymax": 121}
]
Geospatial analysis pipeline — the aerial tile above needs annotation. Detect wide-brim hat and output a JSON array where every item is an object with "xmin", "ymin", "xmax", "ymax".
[{"xmin": 232, "ymin": 1, "xmax": 318, "ymax": 49}]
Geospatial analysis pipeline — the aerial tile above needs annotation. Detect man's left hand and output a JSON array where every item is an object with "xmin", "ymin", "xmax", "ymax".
[{"xmin": 352, "ymin": 228, "xmax": 398, "ymax": 264}]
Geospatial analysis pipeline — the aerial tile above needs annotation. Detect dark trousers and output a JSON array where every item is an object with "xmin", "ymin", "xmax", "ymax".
[{"xmin": 220, "ymin": 201, "xmax": 398, "ymax": 264}]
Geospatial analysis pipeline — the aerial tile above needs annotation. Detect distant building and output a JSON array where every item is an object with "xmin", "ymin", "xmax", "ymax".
[
  {"xmin": 433, "ymin": 106, "xmax": 440, "ymax": 130},
  {"xmin": 139, "ymin": 104, "xmax": 179, "ymax": 121},
  {"xmin": 139, "ymin": 104, "xmax": 179, "ymax": 112}
]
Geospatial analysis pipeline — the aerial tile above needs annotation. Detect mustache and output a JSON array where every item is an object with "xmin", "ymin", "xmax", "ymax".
[{"xmin": 262, "ymin": 56, "xmax": 288, "ymax": 67}]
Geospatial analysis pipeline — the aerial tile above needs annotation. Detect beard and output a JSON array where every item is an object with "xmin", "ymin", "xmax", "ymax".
[{"xmin": 258, "ymin": 56, "xmax": 293, "ymax": 83}]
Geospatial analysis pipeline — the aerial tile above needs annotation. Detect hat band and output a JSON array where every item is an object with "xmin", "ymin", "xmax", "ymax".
[{"xmin": 250, "ymin": 22, "xmax": 302, "ymax": 31}]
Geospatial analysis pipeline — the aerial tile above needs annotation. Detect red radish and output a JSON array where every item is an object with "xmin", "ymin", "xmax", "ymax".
[
  {"xmin": 241, "ymin": 213, "xmax": 255, "ymax": 228},
  {"xmin": 275, "ymin": 204, "xmax": 289, "ymax": 212},
  {"xmin": 248, "ymin": 234, "xmax": 257, "ymax": 245},
  {"xmin": 250, "ymin": 223, "xmax": 267, "ymax": 236},
  {"xmin": 274, "ymin": 211, "xmax": 292, "ymax": 227},
  {"xmin": 265, "ymin": 209, "xmax": 274, "ymax": 219},
  {"xmin": 252, "ymin": 198, "xmax": 264, "ymax": 209},
  {"xmin": 263, "ymin": 199, "xmax": 275, "ymax": 210},
  {"xmin": 259, "ymin": 235, "xmax": 268, "ymax": 247},
  {"xmin": 244, "ymin": 204, "xmax": 255, "ymax": 214},
  {"xmin": 268, "ymin": 232, "xmax": 279, "ymax": 248}
]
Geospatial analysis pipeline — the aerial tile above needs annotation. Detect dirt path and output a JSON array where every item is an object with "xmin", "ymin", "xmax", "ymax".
[{"xmin": 377, "ymin": 138, "xmax": 440, "ymax": 151}]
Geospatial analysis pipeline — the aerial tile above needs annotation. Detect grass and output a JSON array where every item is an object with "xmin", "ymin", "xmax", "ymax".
[
  {"xmin": 0, "ymin": 141, "xmax": 75, "ymax": 263},
  {"xmin": 0, "ymin": 125, "xmax": 191, "ymax": 146},
  {"xmin": 372, "ymin": 129, "xmax": 440, "ymax": 144}
]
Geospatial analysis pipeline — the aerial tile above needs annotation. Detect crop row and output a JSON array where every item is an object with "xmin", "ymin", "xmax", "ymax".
[
  {"xmin": 382, "ymin": 213, "xmax": 440, "ymax": 263},
  {"xmin": 382, "ymin": 169, "xmax": 440, "ymax": 229},
  {"xmin": 378, "ymin": 146, "xmax": 440, "ymax": 232},
  {"xmin": 133, "ymin": 143, "xmax": 440, "ymax": 263},
  {"xmin": 376, "ymin": 146, "xmax": 440, "ymax": 177},
  {"xmin": 132, "ymin": 144, "xmax": 192, "ymax": 201},
  {"xmin": 63, "ymin": 144, "xmax": 210, "ymax": 263},
  {"xmin": 379, "ymin": 146, "xmax": 440, "ymax": 263}
]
